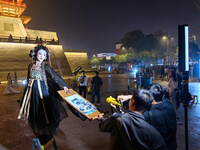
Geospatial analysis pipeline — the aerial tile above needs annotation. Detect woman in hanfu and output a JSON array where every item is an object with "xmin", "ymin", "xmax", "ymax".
[{"xmin": 18, "ymin": 45, "xmax": 86, "ymax": 145}]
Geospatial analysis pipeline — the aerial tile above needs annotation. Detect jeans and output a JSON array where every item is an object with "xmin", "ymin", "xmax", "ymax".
[{"xmin": 92, "ymin": 90, "xmax": 101, "ymax": 104}]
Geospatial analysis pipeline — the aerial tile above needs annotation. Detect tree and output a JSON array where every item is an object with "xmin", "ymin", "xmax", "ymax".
[
  {"xmin": 126, "ymin": 52, "xmax": 136, "ymax": 61},
  {"xmin": 114, "ymin": 54, "xmax": 127, "ymax": 63},
  {"xmin": 143, "ymin": 34, "xmax": 157, "ymax": 51},
  {"xmin": 119, "ymin": 30, "xmax": 173, "ymax": 64},
  {"xmin": 121, "ymin": 30, "xmax": 169, "ymax": 53},
  {"xmin": 99, "ymin": 57, "xmax": 115, "ymax": 65},
  {"xmin": 151, "ymin": 49, "xmax": 165, "ymax": 62},
  {"xmin": 137, "ymin": 50, "xmax": 154, "ymax": 64},
  {"xmin": 90, "ymin": 57, "xmax": 100, "ymax": 65},
  {"xmin": 121, "ymin": 30, "xmax": 145, "ymax": 52}
]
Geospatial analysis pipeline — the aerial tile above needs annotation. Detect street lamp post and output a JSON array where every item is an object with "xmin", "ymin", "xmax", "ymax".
[
  {"xmin": 178, "ymin": 24, "xmax": 192, "ymax": 150},
  {"xmin": 162, "ymin": 36, "xmax": 173, "ymax": 65}
]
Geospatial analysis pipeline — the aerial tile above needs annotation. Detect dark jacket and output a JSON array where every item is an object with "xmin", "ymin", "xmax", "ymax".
[
  {"xmin": 91, "ymin": 75, "xmax": 103, "ymax": 91},
  {"xmin": 143, "ymin": 99, "xmax": 177, "ymax": 150},
  {"xmin": 99, "ymin": 112, "xmax": 166, "ymax": 150}
]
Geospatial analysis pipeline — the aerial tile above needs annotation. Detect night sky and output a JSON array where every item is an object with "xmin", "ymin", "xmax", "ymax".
[{"xmin": 23, "ymin": 0, "xmax": 200, "ymax": 53}]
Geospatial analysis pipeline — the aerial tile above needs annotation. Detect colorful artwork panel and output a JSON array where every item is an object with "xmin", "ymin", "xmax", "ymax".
[{"xmin": 65, "ymin": 94, "xmax": 98, "ymax": 115}]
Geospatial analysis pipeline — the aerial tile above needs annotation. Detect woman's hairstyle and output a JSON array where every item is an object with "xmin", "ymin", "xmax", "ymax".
[{"xmin": 29, "ymin": 45, "xmax": 49, "ymax": 61}]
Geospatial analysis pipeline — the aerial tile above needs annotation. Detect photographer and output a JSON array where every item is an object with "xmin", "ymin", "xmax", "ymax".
[
  {"xmin": 97, "ymin": 89, "xmax": 166, "ymax": 150},
  {"xmin": 78, "ymin": 70, "xmax": 88, "ymax": 98}
]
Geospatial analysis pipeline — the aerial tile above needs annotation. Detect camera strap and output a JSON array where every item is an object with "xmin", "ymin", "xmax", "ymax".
[{"xmin": 81, "ymin": 75, "xmax": 85, "ymax": 81}]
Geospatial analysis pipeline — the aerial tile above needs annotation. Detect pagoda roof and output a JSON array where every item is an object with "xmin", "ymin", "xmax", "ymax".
[
  {"xmin": 0, "ymin": 0, "xmax": 26, "ymax": 7},
  {"xmin": 20, "ymin": 16, "xmax": 31, "ymax": 24},
  {"xmin": 0, "ymin": 0, "xmax": 26, "ymax": 18}
]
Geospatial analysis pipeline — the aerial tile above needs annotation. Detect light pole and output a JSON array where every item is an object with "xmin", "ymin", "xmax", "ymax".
[
  {"xmin": 178, "ymin": 24, "xmax": 191, "ymax": 150},
  {"xmin": 162, "ymin": 36, "xmax": 173, "ymax": 65},
  {"xmin": 162, "ymin": 36, "xmax": 169, "ymax": 64}
]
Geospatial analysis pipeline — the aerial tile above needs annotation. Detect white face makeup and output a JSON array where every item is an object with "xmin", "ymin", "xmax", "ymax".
[{"xmin": 37, "ymin": 49, "xmax": 47, "ymax": 62}]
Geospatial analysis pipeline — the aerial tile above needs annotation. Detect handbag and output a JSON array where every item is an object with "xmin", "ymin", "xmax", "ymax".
[{"xmin": 87, "ymin": 87, "xmax": 92, "ymax": 95}]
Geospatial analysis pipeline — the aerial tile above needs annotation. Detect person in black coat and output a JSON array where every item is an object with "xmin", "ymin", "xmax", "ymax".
[
  {"xmin": 143, "ymin": 83, "xmax": 177, "ymax": 150},
  {"xmin": 97, "ymin": 89, "xmax": 166, "ymax": 150},
  {"xmin": 91, "ymin": 71, "xmax": 103, "ymax": 105}
]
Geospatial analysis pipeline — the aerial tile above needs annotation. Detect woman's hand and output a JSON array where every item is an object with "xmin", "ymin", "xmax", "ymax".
[
  {"xmin": 97, "ymin": 115, "xmax": 103, "ymax": 120},
  {"xmin": 62, "ymin": 86, "xmax": 69, "ymax": 93}
]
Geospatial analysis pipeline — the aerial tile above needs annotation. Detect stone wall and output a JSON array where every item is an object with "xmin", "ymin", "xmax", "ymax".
[
  {"xmin": 26, "ymin": 29, "xmax": 58, "ymax": 40},
  {"xmin": 0, "ymin": 16, "xmax": 27, "ymax": 37},
  {"xmin": 64, "ymin": 52, "xmax": 92, "ymax": 72}
]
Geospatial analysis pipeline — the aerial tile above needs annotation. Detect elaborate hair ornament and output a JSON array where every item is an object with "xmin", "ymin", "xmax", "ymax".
[
  {"xmin": 29, "ymin": 44, "xmax": 51, "ymax": 66},
  {"xmin": 29, "ymin": 48, "xmax": 36, "ymax": 60}
]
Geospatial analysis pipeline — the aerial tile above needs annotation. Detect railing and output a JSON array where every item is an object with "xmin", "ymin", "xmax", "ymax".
[{"xmin": 0, "ymin": 35, "xmax": 60, "ymax": 45}]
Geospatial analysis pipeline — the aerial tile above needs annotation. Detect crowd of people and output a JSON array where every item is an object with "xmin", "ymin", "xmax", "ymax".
[
  {"xmin": 77, "ymin": 70, "xmax": 103, "ymax": 106},
  {"xmin": 160, "ymin": 65, "xmax": 181, "ymax": 109}
]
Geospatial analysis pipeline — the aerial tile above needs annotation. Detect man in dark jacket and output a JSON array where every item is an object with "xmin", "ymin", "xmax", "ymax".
[
  {"xmin": 143, "ymin": 83, "xmax": 177, "ymax": 150},
  {"xmin": 91, "ymin": 71, "xmax": 103, "ymax": 105},
  {"xmin": 97, "ymin": 89, "xmax": 166, "ymax": 150}
]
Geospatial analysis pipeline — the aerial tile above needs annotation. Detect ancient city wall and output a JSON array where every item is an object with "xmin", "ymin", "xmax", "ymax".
[
  {"xmin": 0, "ymin": 42, "xmax": 72, "ymax": 81},
  {"xmin": 64, "ymin": 52, "xmax": 92, "ymax": 72}
]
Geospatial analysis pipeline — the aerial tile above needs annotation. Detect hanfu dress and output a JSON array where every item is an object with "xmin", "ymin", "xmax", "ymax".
[
  {"xmin": 19, "ymin": 62, "xmax": 86, "ymax": 143},
  {"xmin": 23, "ymin": 63, "xmax": 68, "ymax": 136}
]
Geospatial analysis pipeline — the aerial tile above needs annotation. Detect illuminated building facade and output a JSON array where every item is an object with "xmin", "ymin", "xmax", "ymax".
[
  {"xmin": 64, "ymin": 50, "xmax": 92, "ymax": 73},
  {"xmin": 0, "ymin": 0, "xmax": 92, "ymax": 81},
  {"xmin": 0, "ymin": 0, "xmax": 72, "ymax": 81}
]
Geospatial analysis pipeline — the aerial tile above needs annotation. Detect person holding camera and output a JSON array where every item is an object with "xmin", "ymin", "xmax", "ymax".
[
  {"xmin": 78, "ymin": 70, "xmax": 88, "ymax": 98},
  {"xmin": 97, "ymin": 89, "xmax": 166, "ymax": 150}
]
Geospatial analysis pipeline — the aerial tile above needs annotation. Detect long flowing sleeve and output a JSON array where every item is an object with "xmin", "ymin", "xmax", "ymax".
[
  {"xmin": 45, "ymin": 64, "xmax": 69, "ymax": 89},
  {"xmin": 20, "ymin": 63, "xmax": 32, "ymax": 107},
  {"xmin": 45, "ymin": 64, "xmax": 87, "ymax": 121}
]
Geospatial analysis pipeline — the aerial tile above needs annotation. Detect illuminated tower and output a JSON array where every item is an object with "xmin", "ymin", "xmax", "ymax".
[
  {"xmin": 0, "ymin": 0, "xmax": 91, "ymax": 81},
  {"xmin": 0, "ymin": 0, "xmax": 31, "ymax": 37},
  {"xmin": 0, "ymin": 0, "xmax": 31, "ymax": 22},
  {"xmin": 0, "ymin": 0, "xmax": 72, "ymax": 81},
  {"xmin": 0, "ymin": 0, "xmax": 58, "ymax": 40}
]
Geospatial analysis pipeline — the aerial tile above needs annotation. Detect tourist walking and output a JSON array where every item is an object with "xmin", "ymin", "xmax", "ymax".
[
  {"xmin": 91, "ymin": 71, "xmax": 103, "ymax": 105},
  {"xmin": 78, "ymin": 70, "xmax": 88, "ymax": 98},
  {"xmin": 7, "ymin": 73, "xmax": 12, "ymax": 85},
  {"xmin": 13, "ymin": 72, "xmax": 18, "ymax": 86},
  {"xmin": 164, "ymin": 66, "xmax": 169, "ymax": 80},
  {"xmin": 168, "ymin": 70, "xmax": 178, "ymax": 106}
]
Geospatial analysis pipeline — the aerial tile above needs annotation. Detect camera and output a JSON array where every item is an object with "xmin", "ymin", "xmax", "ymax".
[{"xmin": 80, "ymin": 79, "xmax": 84, "ymax": 84}]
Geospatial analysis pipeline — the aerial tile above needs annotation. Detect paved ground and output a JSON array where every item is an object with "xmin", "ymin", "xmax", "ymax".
[{"xmin": 0, "ymin": 75, "xmax": 199, "ymax": 150}]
